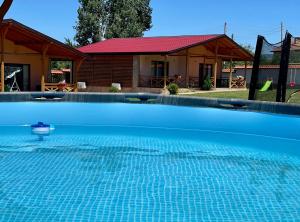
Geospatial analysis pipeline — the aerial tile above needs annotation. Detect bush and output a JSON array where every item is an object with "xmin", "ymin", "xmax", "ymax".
[
  {"xmin": 109, "ymin": 86, "xmax": 120, "ymax": 93},
  {"xmin": 202, "ymin": 76, "xmax": 212, "ymax": 90},
  {"xmin": 167, "ymin": 83, "xmax": 179, "ymax": 95},
  {"xmin": 4, "ymin": 85, "xmax": 10, "ymax": 92}
]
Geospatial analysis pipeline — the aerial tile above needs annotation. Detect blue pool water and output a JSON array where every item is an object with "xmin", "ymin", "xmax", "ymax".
[{"xmin": 0, "ymin": 102, "xmax": 300, "ymax": 221}]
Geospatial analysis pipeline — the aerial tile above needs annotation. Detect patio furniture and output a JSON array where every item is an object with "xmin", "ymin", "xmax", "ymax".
[
  {"xmin": 77, "ymin": 82, "xmax": 87, "ymax": 90},
  {"xmin": 44, "ymin": 83, "xmax": 77, "ymax": 92},
  {"xmin": 112, "ymin": 83, "xmax": 122, "ymax": 91},
  {"xmin": 210, "ymin": 77, "xmax": 216, "ymax": 88},
  {"xmin": 188, "ymin": 77, "xmax": 199, "ymax": 88},
  {"xmin": 231, "ymin": 77, "xmax": 246, "ymax": 88}
]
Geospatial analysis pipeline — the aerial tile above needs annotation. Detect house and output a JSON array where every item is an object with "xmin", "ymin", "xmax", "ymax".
[
  {"xmin": 233, "ymin": 36, "xmax": 300, "ymax": 88},
  {"xmin": 77, "ymin": 35, "xmax": 253, "ymax": 92},
  {"xmin": 0, "ymin": 19, "xmax": 85, "ymax": 92},
  {"xmin": 234, "ymin": 64, "xmax": 300, "ymax": 88}
]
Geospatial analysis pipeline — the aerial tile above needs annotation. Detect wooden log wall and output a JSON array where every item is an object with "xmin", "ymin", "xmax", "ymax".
[{"xmin": 77, "ymin": 55, "xmax": 133, "ymax": 88}]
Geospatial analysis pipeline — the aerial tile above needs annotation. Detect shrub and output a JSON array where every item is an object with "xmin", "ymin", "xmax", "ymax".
[
  {"xmin": 4, "ymin": 85, "xmax": 10, "ymax": 92},
  {"xmin": 202, "ymin": 76, "xmax": 212, "ymax": 90},
  {"xmin": 109, "ymin": 86, "xmax": 120, "ymax": 93},
  {"xmin": 167, "ymin": 83, "xmax": 179, "ymax": 95}
]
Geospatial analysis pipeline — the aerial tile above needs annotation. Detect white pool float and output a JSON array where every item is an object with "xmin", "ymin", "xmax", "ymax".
[{"xmin": 31, "ymin": 122, "xmax": 54, "ymax": 140}]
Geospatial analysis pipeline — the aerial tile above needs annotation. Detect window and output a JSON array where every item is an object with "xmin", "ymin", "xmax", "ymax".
[
  {"xmin": 4, "ymin": 64, "xmax": 30, "ymax": 91},
  {"xmin": 151, "ymin": 61, "xmax": 169, "ymax": 77},
  {"xmin": 49, "ymin": 60, "xmax": 73, "ymax": 83}
]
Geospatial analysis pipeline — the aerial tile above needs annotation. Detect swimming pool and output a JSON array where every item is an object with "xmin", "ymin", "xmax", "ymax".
[{"xmin": 0, "ymin": 102, "xmax": 300, "ymax": 221}]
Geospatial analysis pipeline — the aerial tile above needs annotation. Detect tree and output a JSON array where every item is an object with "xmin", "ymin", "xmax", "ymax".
[
  {"xmin": 223, "ymin": 44, "xmax": 254, "ymax": 68},
  {"xmin": 105, "ymin": 0, "xmax": 152, "ymax": 39},
  {"xmin": 64, "ymin": 37, "xmax": 77, "ymax": 48},
  {"xmin": 74, "ymin": 0, "xmax": 152, "ymax": 45},
  {"xmin": 74, "ymin": 0, "xmax": 107, "ymax": 47},
  {"xmin": 51, "ymin": 60, "xmax": 72, "ymax": 70},
  {"xmin": 241, "ymin": 44, "xmax": 254, "ymax": 55}
]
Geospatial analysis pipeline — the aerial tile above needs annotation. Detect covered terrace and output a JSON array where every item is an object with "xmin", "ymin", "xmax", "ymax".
[
  {"xmin": 136, "ymin": 35, "xmax": 253, "ymax": 89},
  {"xmin": 78, "ymin": 34, "xmax": 253, "ymax": 91},
  {"xmin": 0, "ymin": 19, "xmax": 85, "ymax": 92}
]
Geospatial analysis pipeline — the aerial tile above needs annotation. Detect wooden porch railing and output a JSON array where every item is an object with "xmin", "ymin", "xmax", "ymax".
[
  {"xmin": 139, "ymin": 75, "xmax": 186, "ymax": 88},
  {"xmin": 188, "ymin": 77, "xmax": 199, "ymax": 88},
  {"xmin": 189, "ymin": 77, "xmax": 246, "ymax": 89},
  {"xmin": 231, "ymin": 78, "xmax": 246, "ymax": 88},
  {"xmin": 44, "ymin": 83, "xmax": 78, "ymax": 92},
  {"xmin": 188, "ymin": 77, "xmax": 216, "ymax": 88},
  {"xmin": 211, "ymin": 77, "xmax": 216, "ymax": 88}
]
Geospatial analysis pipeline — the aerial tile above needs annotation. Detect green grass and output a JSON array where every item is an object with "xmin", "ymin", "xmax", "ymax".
[
  {"xmin": 184, "ymin": 89, "xmax": 300, "ymax": 104},
  {"xmin": 186, "ymin": 90, "xmax": 249, "ymax": 100},
  {"xmin": 287, "ymin": 90, "xmax": 300, "ymax": 104}
]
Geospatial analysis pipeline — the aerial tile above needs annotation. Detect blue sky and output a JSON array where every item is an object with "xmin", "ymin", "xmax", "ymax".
[{"xmin": 5, "ymin": 0, "xmax": 300, "ymax": 47}]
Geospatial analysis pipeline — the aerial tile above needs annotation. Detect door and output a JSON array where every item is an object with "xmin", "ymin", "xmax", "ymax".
[
  {"xmin": 199, "ymin": 64, "xmax": 213, "ymax": 88},
  {"xmin": 4, "ymin": 64, "xmax": 30, "ymax": 91},
  {"xmin": 199, "ymin": 64, "xmax": 204, "ymax": 88}
]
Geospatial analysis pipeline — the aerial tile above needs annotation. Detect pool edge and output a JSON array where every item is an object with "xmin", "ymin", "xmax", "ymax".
[{"xmin": 0, "ymin": 92, "xmax": 299, "ymax": 116}]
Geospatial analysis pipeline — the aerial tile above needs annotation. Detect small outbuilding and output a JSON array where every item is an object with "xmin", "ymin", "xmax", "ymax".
[{"xmin": 78, "ymin": 35, "xmax": 253, "ymax": 91}]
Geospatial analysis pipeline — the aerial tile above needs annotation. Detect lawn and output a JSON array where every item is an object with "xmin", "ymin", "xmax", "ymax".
[{"xmin": 184, "ymin": 89, "xmax": 300, "ymax": 104}]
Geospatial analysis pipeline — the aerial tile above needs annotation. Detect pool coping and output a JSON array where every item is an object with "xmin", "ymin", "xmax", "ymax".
[{"xmin": 0, "ymin": 92, "xmax": 300, "ymax": 116}]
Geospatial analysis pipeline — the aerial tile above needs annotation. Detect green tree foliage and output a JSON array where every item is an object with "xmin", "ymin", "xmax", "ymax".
[
  {"xmin": 223, "ymin": 44, "xmax": 254, "ymax": 68},
  {"xmin": 105, "ymin": 0, "xmax": 152, "ymax": 39},
  {"xmin": 74, "ymin": 0, "xmax": 152, "ymax": 45},
  {"xmin": 64, "ymin": 38, "xmax": 77, "ymax": 48},
  {"xmin": 51, "ymin": 61, "xmax": 72, "ymax": 70},
  {"xmin": 289, "ymin": 51, "xmax": 300, "ymax": 64},
  {"xmin": 75, "ymin": 0, "xmax": 107, "ymax": 46},
  {"xmin": 263, "ymin": 50, "xmax": 300, "ymax": 65}
]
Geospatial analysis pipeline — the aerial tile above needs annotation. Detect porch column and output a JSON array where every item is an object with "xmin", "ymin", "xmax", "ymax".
[
  {"xmin": 213, "ymin": 62, "xmax": 218, "ymax": 89},
  {"xmin": 213, "ymin": 41, "xmax": 219, "ymax": 89},
  {"xmin": 244, "ymin": 61, "xmax": 248, "ymax": 88},
  {"xmin": 185, "ymin": 49, "xmax": 190, "ymax": 87},
  {"xmin": 74, "ymin": 58, "xmax": 84, "ymax": 83},
  {"xmin": 132, "ymin": 55, "xmax": 140, "ymax": 88},
  {"xmin": 1, "ymin": 61, "xmax": 4, "ymax": 92},
  {"xmin": 0, "ymin": 25, "xmax": 9, "ymax": 92},
  {"xmin": 229, "ymin": 58, "xmax": 233, "ymax": 89},
  {"xmin": 203, "ymin": 56, "xmax": 206, "ymax": 88},
  {"xmin": 41, "ymin": 44, "xmax": 50, "ymax": 92},
  {"xmin": 163, "ymin": 55, "xmax": 168, "ymax": 89},
  {"xmin": 73, "ymin": 58, "xmax": 84, "ymax": 92}
]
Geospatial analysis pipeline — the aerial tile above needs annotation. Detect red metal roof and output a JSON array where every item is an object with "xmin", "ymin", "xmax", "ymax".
[
  {"xmin": 51, "ymin": 70, "xmax": 63, "ymax": 75},
  {"xmin": 62, "ymin": 68, "xmax": 71, "ymax": 72},
  {"xmin": 78, "ymin": 35, "xmax": 222, "ymax": 54},
  {"xmin": 51, "ymin": 69, "xmax": 71, "ymax": 75}
]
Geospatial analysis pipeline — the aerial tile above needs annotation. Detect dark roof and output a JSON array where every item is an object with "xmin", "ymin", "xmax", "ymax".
[{"xmin": 1, "ymin": 19, "xmax": 85, "ymax": 60}]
